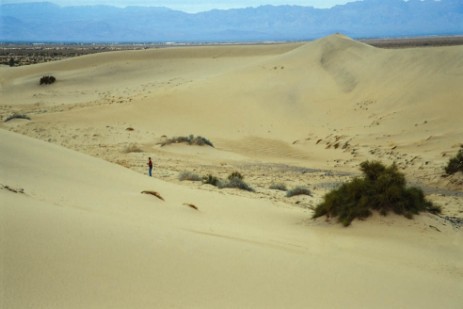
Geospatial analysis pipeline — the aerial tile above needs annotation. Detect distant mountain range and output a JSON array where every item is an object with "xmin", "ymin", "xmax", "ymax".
[{"xmin": 1, "ymin": 0, "xmax": 462, "ymax": 43}]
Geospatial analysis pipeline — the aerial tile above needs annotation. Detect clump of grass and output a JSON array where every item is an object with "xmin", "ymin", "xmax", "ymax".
[
  {"xmin": 286, "ymin": 186, "xmax": 312, "ymax": 197},
  {"xmin": 4, "ymin": 113, "xmax": 31, "ymax": 122},
  {"xmin": 202, "ymin": 174, "xmax": 221, "ymax": 187},
  {"xmin": 269, "ymin": 183, "xmax": 287, "ymax": 191},
  {"xmin": 123, "ymin": 144, "xmax": 143, "ymax": 153},
  {"xmin": 220, "ymin": 172, "xmax": 254, "ymax": 192},
  {"xmin": 201, "ymin": 172, "xmax": 254, "ymax": 192},
  {"xmin": 40, "ymin": 75, "xmax": 56, "ymax": 85},
  {"xmin": 161, "ymin": 135, "xmax": 214, "ymax": 147},
  {"xmin": 178, "ymin": 171, "xmax": 202, "ymax": 182},
  {"xmin": 228, "ymin": 171, "xmax": 244, "ymax": 180},
  {"xmin": 313, "ymin": 161, "xmax": 441, "ymax": 227},
  {"xmin": 445, "ymin": 146, "xmax": 463, "ymax": 175}
]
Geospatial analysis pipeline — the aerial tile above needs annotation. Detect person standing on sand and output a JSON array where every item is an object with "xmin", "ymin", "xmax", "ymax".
[{"xmin": 147, "ymin": 157, "xmax": 153, "ymax": 177}]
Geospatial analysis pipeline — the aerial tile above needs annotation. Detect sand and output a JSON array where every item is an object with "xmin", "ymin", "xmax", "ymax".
[{"xmin": 1, "ymin": 34, "xmax": 462, "ymax": 308}]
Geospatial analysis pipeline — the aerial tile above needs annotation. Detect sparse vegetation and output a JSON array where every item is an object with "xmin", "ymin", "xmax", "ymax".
[
  {"xmin": 179, "ymin": 171, "xmax": 202, "ymax": 182},
  {"xmin": 220, "ymin": 172, "xmax": 254, "ymax": 192},
  {"xmin": 200, "ymin": 172, "xmax": 254, "ymax": 192},
  {"xmin": 160, "ymin": 135, "xmax": 214, "ymax": 147},
  {"xmin": 3, "ymin": 113, "xmax": 31, "ymax": 122},
  {"xmin": 40, "ymin": 75, "xmax": 56, "ymax": 85},
  {"xmin": 445, "ymin": 146, "xmax": 463, "ymax": 175},
  {"xmin": 228, "ymin": 171, "xmax": 244, "ymax": 181},
  {"xmin": 286, "ymin": 186, "xmax": 312, "ymax": 198},
  {"xmin": 123, "ymin": 144, "xmax": 143, "ymax": 153},
  {"xmin": 269, "ymin": 183, "xmax": 287, "ymax": 191},
  {"xmin": 202, "ymin": 174, "xmax": 221, "ymax": 187},
  {"xmin": 313, "ymin": 161, "xmax": 441, "ymax": 226},
  {"xmin": 1, "ymin": 184, "xmax": 25, "ymax": 194}
]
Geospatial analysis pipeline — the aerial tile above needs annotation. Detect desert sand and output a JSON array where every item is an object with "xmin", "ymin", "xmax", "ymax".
[{"xmin": 1, "ymin": 34, "xmax": 462, "ymax": 308}]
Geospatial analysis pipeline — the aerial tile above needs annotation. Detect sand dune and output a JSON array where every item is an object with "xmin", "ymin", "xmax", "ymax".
[
  {"xmin": 2, "ymin": 129, "xmax": 462, "ymax": 308},
  {"xmin": 1, "ymin": 34, "xmax": 463, "ymax": 308}
]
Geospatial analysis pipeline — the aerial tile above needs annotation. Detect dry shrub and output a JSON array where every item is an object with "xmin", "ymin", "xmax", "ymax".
[
  {"xmin": 2, "ymin": 185, "xmax": 25, "ymax": 194},
  {"xmin": 123, "ymin": 144, "xmax": 143, "ymax": 153},
  {"xmin": 202, "ymin": 174, "xmax": 221, "ymax": 187},
  {"xmin": 201, "ymin": 172, "xmax": 254, "ymax": 192},
  {"xmin": 179, "ymin": 171, "xmax": 202, "ymax": 182},
  {"xmin": 161, "ymin": 135, "xmax": 214, "ymax": 147},
  {"xmin": 220, "ymin": 176, "xmax": 254, "ymax": 192},
  {"xmin": 270, "ymin": 183, "xmax": 287, "ymax": 191},
  {"xmin": 4, "ymin": 113, "xmax": 31, "ymax": 122},
  {"xmin": 286, "ymin": 186, "xmax": 312, "ymax": 197}
]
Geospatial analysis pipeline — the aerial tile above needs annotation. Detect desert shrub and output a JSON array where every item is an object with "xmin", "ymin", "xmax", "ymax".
[
  {"xmin": 445, "ymin": 147, "xmax": 463, "ymax": 175},
  {"xmin": 286, "ymin": 186, "xmax": 312, "ymax": 198},
  {"xmin": 191, "ymin": 135, "xmax": 214, "ymax": 147},
  {"xmin": 4, "ymin": 113, "xmax": 31, "ymax": 122},
  {"xmin": 179, "ymin": 171, "xmax": 202, "ymax": 182},
  {"xmin": 313, "ymin": 161, "xmax": 440, "ymax": 226},
  {"xmin": 201, "ymin": 172, "xmax": 254, "ymax": 192},
  {"xmin": 202, "ymin": 174, "xmax": 221, "ymax": 187},
  {"xmin": 161, "ymin": 135, "xmax": 214, "ymax": 147},
  {"xmin": 228, "ymin": 171, "xmax": 244, "ymax": 180},
  {"xmin": 269, "ymin": 183, "xmax": 287, "ymax": 191},
  {"xmin": 40, "ymin": 75, "xmax": 56, "ymax": 85},
  {"xmin": 123, "ymin": 144, "xmax": 143, "ymax": 153},
  {"xmin": 220, "ymin": 172, "xmax": 254, "ymax": 192}
]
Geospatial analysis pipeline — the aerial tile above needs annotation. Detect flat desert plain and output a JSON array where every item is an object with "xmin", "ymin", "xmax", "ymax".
[{"xmin": 1, "ymin": 34, "xmax": 462, "ymax": 308}]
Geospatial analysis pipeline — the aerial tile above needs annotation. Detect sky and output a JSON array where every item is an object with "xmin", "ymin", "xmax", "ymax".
[{"xmin": 2, "ymin": 0, "xmax": 359, "ymax": 12}]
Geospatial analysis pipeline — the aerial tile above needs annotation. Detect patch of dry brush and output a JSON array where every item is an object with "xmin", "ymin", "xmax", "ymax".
[{"xmin": 160, "ymin": 135, "xmax": 214, "ymax": 147}]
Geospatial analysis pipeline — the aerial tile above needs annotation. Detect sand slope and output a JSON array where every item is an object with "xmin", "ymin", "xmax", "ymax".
[
  {"xmin": 1, "ymin": 34, "xmax": 463, "ymax": 308},
  {"xmin": 2, "ymin": 129, "xmax": 462, "ymax": 308}
]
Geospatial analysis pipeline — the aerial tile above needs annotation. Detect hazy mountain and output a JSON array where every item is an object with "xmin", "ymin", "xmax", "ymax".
[{"xmin": 1, "ymin": 0, "xmax": 462, "ymax": 42}]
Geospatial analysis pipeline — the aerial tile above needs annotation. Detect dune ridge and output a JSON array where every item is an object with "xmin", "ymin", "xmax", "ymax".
[{"xmin": 1, "ymin": 34, "xmax": 462, "ymax": 308}]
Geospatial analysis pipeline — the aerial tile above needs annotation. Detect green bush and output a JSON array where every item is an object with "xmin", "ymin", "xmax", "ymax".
[
  {"xmin": 445, "ymin": 147, "xmax": 463, "ymax": 175},
  {"xmin": 286, "ymin": 186, "xmax": 312, "ymax": 198},
  {"xmin": 313, "ymin": 161, "xmax": 440, "ymax": 226},
  {"xmin": 40, "ymin": 75, "xmax": 56, "ymax": 85}
]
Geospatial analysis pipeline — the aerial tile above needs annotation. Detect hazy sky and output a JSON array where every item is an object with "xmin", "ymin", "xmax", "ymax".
[{"xmin": 3, "ymin": 0, "xmax": 359, "ymax": 12}]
